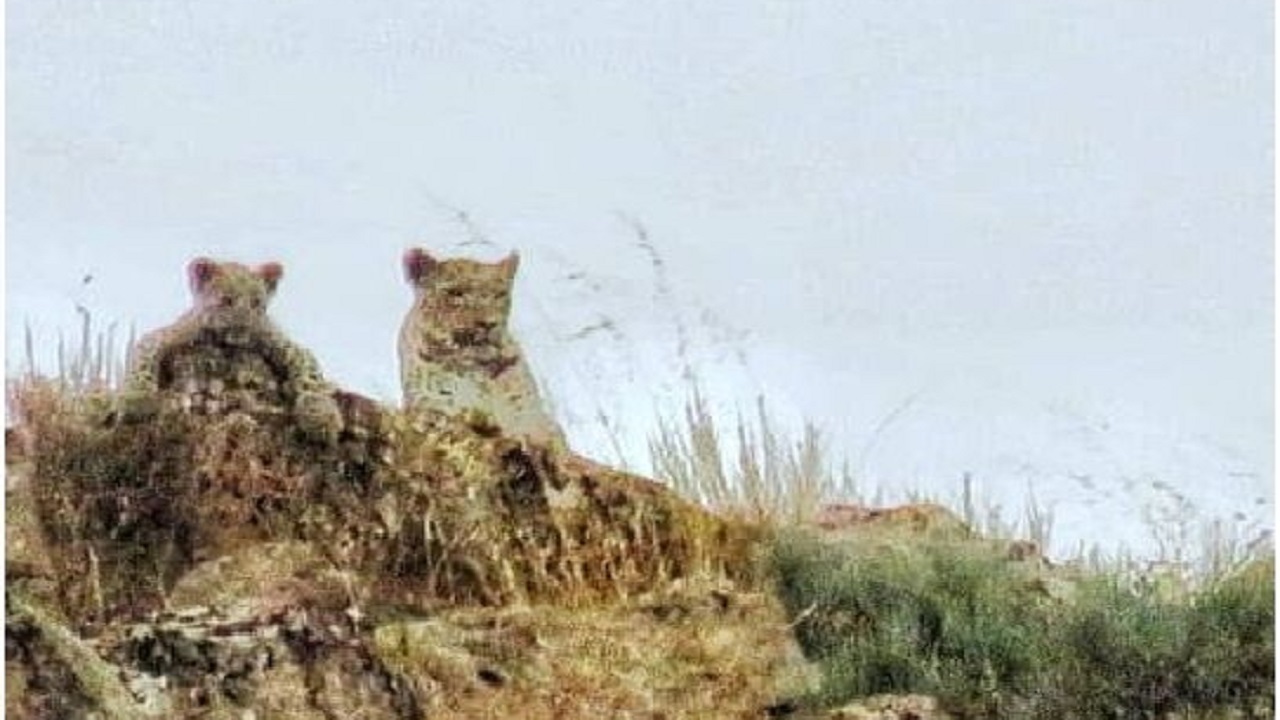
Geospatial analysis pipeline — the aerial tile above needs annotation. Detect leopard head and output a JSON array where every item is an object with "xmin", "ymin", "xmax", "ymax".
[
  {"xmin": 403, "ymin": 248, "xmax": 519, "ymax": 342},
  {"xmin": 187, "ymin": 257, "xmax": 283, "ymax": 340}
]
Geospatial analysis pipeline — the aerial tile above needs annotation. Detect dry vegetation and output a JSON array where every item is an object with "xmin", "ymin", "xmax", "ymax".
[
  {"xmin": 6, "ymin": 294, "xmax": 1274, "ymax": 719},
  {"xmin": 5, "ymin": 317, "xmax": 788, "ymax": 719}
]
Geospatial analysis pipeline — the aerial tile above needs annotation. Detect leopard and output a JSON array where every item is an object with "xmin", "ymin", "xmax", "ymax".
[
  {"xmin": 397, "ymin": 247, "xmax": 568, "ymax": 450},
  {"xmin": 121, "ymin": 257, "xmax": 342, "ymax": 444}
]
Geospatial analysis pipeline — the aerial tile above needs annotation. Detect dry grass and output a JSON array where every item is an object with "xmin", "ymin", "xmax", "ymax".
[
  {"xmin": 373, "ymin": 577, "xmax": 798, "ymax": 719},
  {"xmin": 648, "ymin": 387, "xmax": 856, "ymax": 526},
  {"xmin": 380, "ymin": 411, "xmax": 761, "ymax": 610},
  {"xmin": 18, "ymin": 311, "xmax": 130, "ymax": 393},
  {"xmin": 8, "ymin": 315, "xmax": 760, "ymax": 624},
  {"xmin": 645, "ymin": 379, "xmax": 1272, "ymax": 595},
  {"xmin": 6, "ymin": 315, "xmax": 785, "ymax": 718}
]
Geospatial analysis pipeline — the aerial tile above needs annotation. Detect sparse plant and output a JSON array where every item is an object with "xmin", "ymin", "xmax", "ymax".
[{"xmin": 648, "ymin": 387, "xmax": 842, "ymax": 525}]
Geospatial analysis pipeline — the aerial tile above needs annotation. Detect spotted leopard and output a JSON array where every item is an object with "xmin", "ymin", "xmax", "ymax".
[
  {"xmin": 122, "ymin": 257, "xmax": 342, "ymax": 444},
  {"xmin": 397, "ymin": 247, "xmax": 567, "ymax": 450}
]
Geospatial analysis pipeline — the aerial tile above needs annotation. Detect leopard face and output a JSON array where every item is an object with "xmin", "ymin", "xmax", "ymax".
[
  {"xmin": 397, "ymin": 247, "xmax": 567, "ymax": 449},
  {"xmin": 402, "ymin": 248, "xmax": 519, "ymax": 350},
  {"xmin": 185, "ymin": 258, "xmax": 283, "ymax": 345}
]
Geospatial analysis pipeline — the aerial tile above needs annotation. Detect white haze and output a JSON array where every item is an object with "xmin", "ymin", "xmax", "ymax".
[{"xmin": 7, "ymin": 0, "xmax": 1273, "ymax": 560}]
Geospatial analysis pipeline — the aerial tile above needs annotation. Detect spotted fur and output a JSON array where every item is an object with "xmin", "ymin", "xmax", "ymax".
[
  {"xmin": 398, "ymin": 248, "xmax": 566, "ymax": 449},
  {"xmin": 123, "ymin": 257, "xmax": 341, "ymax": 443}
]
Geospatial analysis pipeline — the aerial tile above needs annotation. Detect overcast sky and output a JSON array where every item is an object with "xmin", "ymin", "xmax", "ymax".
[{"xmin": 7, "ymin": 0, "xmax": 1273, "ymax": 555}]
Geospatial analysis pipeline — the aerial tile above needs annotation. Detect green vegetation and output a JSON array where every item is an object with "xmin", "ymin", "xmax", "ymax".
[
  {"xmin": 643, "ymin": 377, "xmax": 1272, "ymax": 718},
  {"xmin": 769, "ymin": 530, "xmax": 1274, "ymax": 718}
]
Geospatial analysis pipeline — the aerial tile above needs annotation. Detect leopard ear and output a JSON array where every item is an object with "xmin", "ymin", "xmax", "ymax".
[
  {"xmin": 499, "ymin": 251, "xmax": 520, "ymax": 280},
  {"xmin": 403, "ymin": 247, "xmax": 438, "ymax": 284},
  {"xmin": 187, "ymin": 257, "xmax": 220, "ymax": 295},
  {"xmin": 257, "ymin": 262, "xmax": 284, "ymax": 294}
]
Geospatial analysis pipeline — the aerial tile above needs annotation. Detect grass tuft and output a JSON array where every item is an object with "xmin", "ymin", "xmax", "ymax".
[{"xmin": 649, "ymin": 388, "xmax": 851, "ymax": 525}]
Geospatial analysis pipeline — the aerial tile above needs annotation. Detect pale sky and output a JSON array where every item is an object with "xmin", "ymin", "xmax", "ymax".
[{"xmin": 7, "ymin": 0, "xmax": 1273, "ymax": 555}]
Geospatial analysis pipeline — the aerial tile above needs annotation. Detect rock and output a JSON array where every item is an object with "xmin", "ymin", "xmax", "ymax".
[
  {"xmin": 372, "ymin": 581, "xmax": 798, "ymax": 718},
  {"xmin": 811, "ymin": 501, "xmax": 1054, "ymax": 579},
  {"xmin": 167, "ymin": 541, "xmax": 365, "ymax": 620},
  {"xmin": 7, "ymin": 590, "xmax": 164, "ymax": 719},
  {"xmin": 364, "ymin": 408, "xmax": 759, "ymax": 609},
  {"xmin": 826, "ymin": 694, "xmax": 951, "ymax": 719},
  {"xmin": 83, "ymin": 603, "xmax": 418, "ymax": 720},
  {"xmin": 813, "ymin": 502, "xmax": 971, "ymax": 538}
]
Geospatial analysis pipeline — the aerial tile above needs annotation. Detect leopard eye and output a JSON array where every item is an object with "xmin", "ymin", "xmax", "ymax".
[{"xmin": 220, "ymin": 296, "xmax": 235, "ymax": 308}]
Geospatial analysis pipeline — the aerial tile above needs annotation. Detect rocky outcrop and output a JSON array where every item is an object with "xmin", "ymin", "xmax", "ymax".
[
  {"xmin": 6, "ymin": 377, "xmax": 779, "ymax": 718},
  {"xmin": 825, "ymin": 694, "xmax": 951, "ymax": 720}
]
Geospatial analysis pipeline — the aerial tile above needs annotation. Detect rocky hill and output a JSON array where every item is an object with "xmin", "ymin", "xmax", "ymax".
[{"xmin": 6, "ymin": 365, "xmax": 1270, "ymax": 719}]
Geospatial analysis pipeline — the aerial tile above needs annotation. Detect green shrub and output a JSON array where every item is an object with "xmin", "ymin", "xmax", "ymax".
[
  {"xmin": 770, "ymin": 531, "xmax": 1049, "ymax": 715},
  {"xmin": 770, "ymin": 530, "xmax": 1274, "ymax": 719},
  {"xmin": 1042, "ymin": 564, "xmax": 1273, "ymax": 718},
  {"xmin": 1049, "ymin": 578, "xmax": 1194, "ymax": 716},
  {"xmin": 1184, "ymin": 561, "xmax": 1275, "ymax": 710}
]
